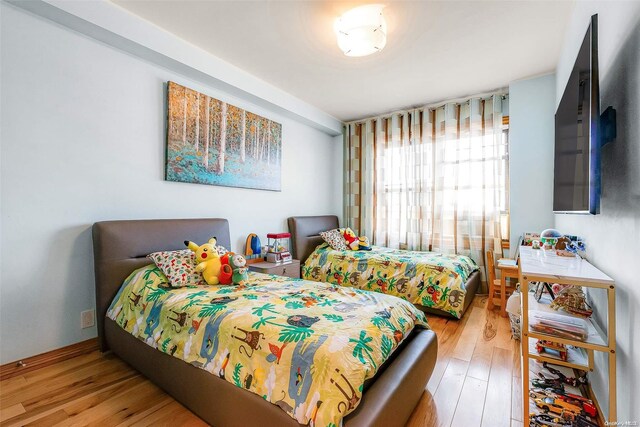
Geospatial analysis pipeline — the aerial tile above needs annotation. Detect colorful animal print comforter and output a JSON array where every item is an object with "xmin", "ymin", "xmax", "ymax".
[
  {"xmin": 303, "ymin": 244, "xmax": 479, "ymax": 318},
  {"xmin": 107, "ymin": 265, "xmax": 429, "ymax": 427}
]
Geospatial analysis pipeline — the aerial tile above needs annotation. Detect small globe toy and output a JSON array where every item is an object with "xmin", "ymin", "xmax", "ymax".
[{"xmin": 540, "ymin": 228, "xmax": 563, "ymax": 248}]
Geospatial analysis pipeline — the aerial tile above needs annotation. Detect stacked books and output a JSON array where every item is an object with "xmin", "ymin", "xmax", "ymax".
[{"xmin": 529, "ymin": 310, "xmax": 588, "ymax": 341}]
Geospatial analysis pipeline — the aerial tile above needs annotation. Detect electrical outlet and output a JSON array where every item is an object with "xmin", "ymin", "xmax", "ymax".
[{"xmin": 81, "ymin": 309, "xmax": 95, "ymax": 329}]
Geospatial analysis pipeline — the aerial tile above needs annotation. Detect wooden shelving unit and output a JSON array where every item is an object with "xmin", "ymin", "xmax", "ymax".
[{"xmin": 519, "ymin": 246, "xmax": 616, "ymax": 424}]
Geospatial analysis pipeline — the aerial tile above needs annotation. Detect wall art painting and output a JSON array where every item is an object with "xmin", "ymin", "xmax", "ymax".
[{"xmin": 166, "ymin": 81, "xmax": 282, "ymax": 191}]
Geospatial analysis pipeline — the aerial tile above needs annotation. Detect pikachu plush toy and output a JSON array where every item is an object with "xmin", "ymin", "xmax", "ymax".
[{"xmin": 184, "ymin": 237, "xmax": 222, "ymax": 285}]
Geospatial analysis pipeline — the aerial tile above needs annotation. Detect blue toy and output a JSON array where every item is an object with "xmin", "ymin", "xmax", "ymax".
[{"xmin": 245, "ymin": 233, "xmax": 262, "ymax": 261}]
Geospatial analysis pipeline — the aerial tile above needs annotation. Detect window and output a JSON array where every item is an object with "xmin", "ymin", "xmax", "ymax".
[
  {"xmin": 377, "ymin": 113, "xmax": 510, "ymax": 248},
  {"xmin": 345, "ymin": 94, "xmax": 509, "ymax": 261}
]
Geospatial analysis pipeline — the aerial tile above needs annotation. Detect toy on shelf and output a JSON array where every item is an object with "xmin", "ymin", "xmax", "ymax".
[
  {"xmin": 523, "ymin": 232, "xmax": 541, "ymax": 246},
  {"xmin": 534, "ymin": 397, "xmax": 581, "ymax": 421},
  {"xmin": 573, "ymin": 415, "xmax": 599, "ymax": 427},
  {"xmin": 550, "ymin": 285, "xmax": 593, "ymax": 318},
  {"xmin": 556, "ymin": 393, "xmax": 597, "ymax": 418},
  {"xmin": 542, "ymin": 362, "xmax": 588, "ymax": 387},
  {"xmin": 551, "ymin": 283, "xmax": 571, "ymax": 295},
  {"xmin": 555, "ymin": 236, "xmax": 571, "ymax": 250},
  {"xmin": 540, "ymin": 229, "xmax": 564, "ymax": 250},
  {"xmin": 565, "ymin": 239, "xmax": 586, "ymax": 255},
  {"xmin": 529, "ymin": 388, "xmax": 560, "ymax": 401},
  {"xmin": 266, "ymin": 232, "xmax": 292, "ymax": 264},
  {"xmin": 244, "ymin": 233, "xmax": 262, "ymax": 263},
  {"xmin": 551, "ymin": 398, "xmax": 582, "ymax": 417},
  {"xmin": 536, "ymin": 340, "xmax": 569, "ymax": 362},
  {"xmin": 529, "ymin": 413, "xmax": 572, "ymax": 427},
  {"xmin": 530, "ymin": 413, "xmax": 598, "ymax": 427},
  {"xmin": 532, "ymin": 375, "xmax": 565, "ymax": 394},
  {"xmin": 531, "ymin": 390, "xmax": 598, "ymax": 423},
  {"xmin": 556, "ymin": 236, "xmax": 587, "ymax": 258}
]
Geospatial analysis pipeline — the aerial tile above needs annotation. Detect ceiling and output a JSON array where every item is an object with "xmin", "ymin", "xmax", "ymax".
[{"xmin": 112, "ymin": 0, "xmax": 574, "ymax": 122}]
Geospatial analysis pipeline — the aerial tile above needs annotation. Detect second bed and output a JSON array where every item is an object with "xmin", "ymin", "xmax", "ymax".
[{"xmin": 289, "ymin": 215, "xmax": 481, "ymax": 319}]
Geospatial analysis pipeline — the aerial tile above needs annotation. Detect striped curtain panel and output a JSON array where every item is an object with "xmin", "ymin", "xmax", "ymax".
[{"xmin": 344, "ymin": 94, "xmax": 508, "ymax": 291}]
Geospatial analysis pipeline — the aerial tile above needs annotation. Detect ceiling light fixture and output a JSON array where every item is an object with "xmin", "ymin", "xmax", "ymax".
[{"xmin": 334, "ymin": 4, "xmax": 387, "ymax": 57}]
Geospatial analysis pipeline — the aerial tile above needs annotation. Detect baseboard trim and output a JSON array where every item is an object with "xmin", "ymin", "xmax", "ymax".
[{"xmin": 0, "ymin": 338, "xmax": 99, "ymax": 381}]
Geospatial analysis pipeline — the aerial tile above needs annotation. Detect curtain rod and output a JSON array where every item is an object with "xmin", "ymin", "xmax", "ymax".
[{"xmin": 344, "ymin": 88, "xmax": 509, "ymax": 126}]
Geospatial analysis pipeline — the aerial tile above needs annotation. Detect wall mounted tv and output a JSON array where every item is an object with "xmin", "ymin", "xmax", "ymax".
[{"xmin": 554, "ymin": 14, "xmax": 601, "ymax": 214}]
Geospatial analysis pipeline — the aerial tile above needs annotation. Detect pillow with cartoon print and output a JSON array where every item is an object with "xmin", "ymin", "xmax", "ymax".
[
  {"xmin": 147, "ymin": 249, "xmax": 206, "ymax": 288},
  {"xmin": 319, "ymin": 229, "xmax": 348, "ymax": 251}
]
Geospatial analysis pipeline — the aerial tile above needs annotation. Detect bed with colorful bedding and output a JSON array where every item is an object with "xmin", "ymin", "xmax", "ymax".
[
  {"xmin": 288, "ymin": 215, "xmax": 482, "ymax": 319},
  {"xmin": 108, "ymin": 266, "xmax": 428, "ymax": 426},
  {"xmin": 93, "ymin": 218, "xmax": 438, "ymax": 427},
  {"xmin": 302, "ymin": 244, "xmax": 478, "ymax": 318}
]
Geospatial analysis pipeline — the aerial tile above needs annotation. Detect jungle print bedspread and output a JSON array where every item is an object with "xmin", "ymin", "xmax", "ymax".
[
  {"xmin": 107, "ymin": 265, "xmax": 429, "ymax": 427},
  {"xmin": 302, "ymin": 244, "xmax": 479, "ymax": 318}
]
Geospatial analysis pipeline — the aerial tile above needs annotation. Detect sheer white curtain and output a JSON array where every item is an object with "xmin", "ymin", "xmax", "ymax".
[{"xmin": 344, "ymin": 94, "xmax": 508, "ymax": 288}]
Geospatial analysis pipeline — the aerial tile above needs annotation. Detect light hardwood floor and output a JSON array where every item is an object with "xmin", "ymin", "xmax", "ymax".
[
  {"xmin": 406, "ymin": 296, "xmax": 522, "ymax": 427},
  {"xmin": 0, "ymin": 296, "xmax": 521, "ymax": 426}
]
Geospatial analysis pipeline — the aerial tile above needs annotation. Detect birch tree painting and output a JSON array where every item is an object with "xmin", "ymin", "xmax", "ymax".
[{"xmin": 166, "ymin": 81, "xmax": 282, "ymax": 191}]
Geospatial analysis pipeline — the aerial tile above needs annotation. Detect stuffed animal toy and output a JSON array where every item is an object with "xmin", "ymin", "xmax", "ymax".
[
  {"xmin": 185, "ymin": 238, "xmax": 222, "ymax": 285},
  {"xmin": 218, "ymin": 252, "xmax": 234, "ymax": 285},
  {"xmin": 358, "ymin": 236, "xmax": 372, "ymax": 251},
  {"xmin": 342, "ymin": 228, "xmax": 360, "ymax": 251},
  {"xmin": 229, "ymin": 254, "xmax": 249, "ymax": 285}
]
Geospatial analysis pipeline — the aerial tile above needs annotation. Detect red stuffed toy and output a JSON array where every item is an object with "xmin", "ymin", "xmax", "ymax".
[
  {"xmin": 342, "ymin": 228, "xmax": 359, "ymax": 250},
  {"xmin": 218, "ymin": 252, "xmax": 234, "ymax": 285}
]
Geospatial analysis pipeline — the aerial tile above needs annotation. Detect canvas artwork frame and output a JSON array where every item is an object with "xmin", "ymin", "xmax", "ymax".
[{"xmin": 165, "ymin": 81, "xmax": 282, "ymax": 191}]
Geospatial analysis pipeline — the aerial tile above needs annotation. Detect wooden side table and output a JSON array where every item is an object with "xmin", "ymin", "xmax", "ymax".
[{"xmin": 248, "ymin": 260, "xmax": 300, "ymax": 279}]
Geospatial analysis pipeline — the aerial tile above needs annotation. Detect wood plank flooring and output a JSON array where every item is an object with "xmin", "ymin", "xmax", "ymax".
[
  {"xmin": 0, "ymin": 296, "xmax": 521, "ymax": 426},
  {"xmin": 407, "ymin": 296, "xmax": 522, "ymax": 427}
]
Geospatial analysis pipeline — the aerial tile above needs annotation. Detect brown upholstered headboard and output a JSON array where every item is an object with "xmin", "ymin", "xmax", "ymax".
[
  {"xmin": 287, "ymin": 215, "xmax": 339, "ymax": 263},
  {"xmin": 92, "ymin": 218, "xmax": 231, "ymax": 352}
]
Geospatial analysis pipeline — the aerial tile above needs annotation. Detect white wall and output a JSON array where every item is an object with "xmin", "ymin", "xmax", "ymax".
[
  {"xmin": 554, "ymin": 2, "xmax": 640, "ymax": 422},
  {"xmin": 7, "ymin": 0, "xmax": 343, "ymax": 136},
  {"xmin": 508, "ymin": 74, "xmax": 556, "ymax": 254},
  {"xmin": 0, "ymin": 4, "xmax": 342, "ymax": 363}
]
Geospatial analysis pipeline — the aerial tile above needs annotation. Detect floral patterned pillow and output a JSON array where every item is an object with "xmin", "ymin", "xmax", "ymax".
[
  {"xmin": 147, "ymin": 249, "xmax": 206, "ymax": 288},
  {"xmin": 319, "ymin": 229, "xmax": 348, "ymax": 251}
]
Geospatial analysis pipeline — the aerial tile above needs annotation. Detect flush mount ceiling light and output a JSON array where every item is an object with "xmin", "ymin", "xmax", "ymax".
[{"xmin": 334, "ymin": 4, "xmax": 387, "ymax": 57}]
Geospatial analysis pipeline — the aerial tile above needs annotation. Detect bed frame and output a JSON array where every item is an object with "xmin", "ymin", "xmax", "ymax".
[
  {"xmin": 288, "ymin": 215, "xmax": 481, "ymax": 318},
  {"xmin": 93, "ymin": 218, "xmax": 438, "ymax": 427}
]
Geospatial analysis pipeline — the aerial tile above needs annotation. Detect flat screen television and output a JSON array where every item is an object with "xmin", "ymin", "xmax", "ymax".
[{"xmin": 553, "ymin": 14, "xmax": 600, "ymax": 214}]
